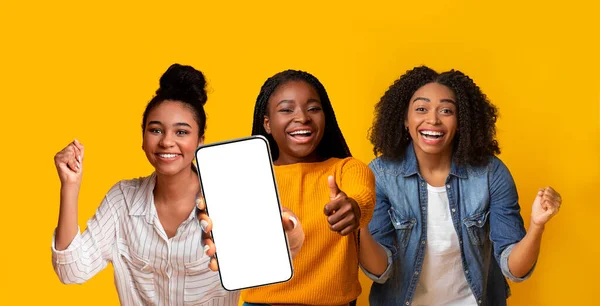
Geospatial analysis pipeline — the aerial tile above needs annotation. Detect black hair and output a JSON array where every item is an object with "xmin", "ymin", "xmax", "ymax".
[
  {"xmin": 251, "ymin": 70, "xmax": 351, "ymax": 161},
  {"xmin": 142, "ymin": 63, "xmax": 208, "ymax": 137},
  {"xmin": 369, "ymin": 65, "xmax": 500, "ymax": 166}
]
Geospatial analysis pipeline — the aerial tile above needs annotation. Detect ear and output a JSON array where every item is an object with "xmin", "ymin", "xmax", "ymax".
[
  {"xmin": 198, "ymin": 136, "xmax": 205, "ymax": 147},
  {"xmin": 263, "ymin": 115, "xmax": 271, "ymax": 134},
  {"xmin": 403, "ymin": 119, "xmax": 408, "ymax": 130}
]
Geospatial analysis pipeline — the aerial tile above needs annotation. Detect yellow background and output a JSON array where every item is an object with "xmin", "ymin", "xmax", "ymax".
[{"xmin": 1, "ymin": 0, "xmax": 598, "ymax": 305}]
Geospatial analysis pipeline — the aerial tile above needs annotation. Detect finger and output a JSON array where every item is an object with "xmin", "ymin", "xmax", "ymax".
[
  {"xmin": 209, "ymin": 257, "xmax": 218, "ymax": 272},
  {"xmin": 338, "ymin": 224, "xmax": 358, "ymax": 236},
  {"xmin": 544, "ymin": 197, "xmax": 561, "ymax": 211},
  {"xmin": 542, "ymin": 194, "xmax": 559, "ymax": 209},
  {"xmin": 327, "ymin": 202, "xmax": 352, "ymax": 226},
  {"xmin": 67, "ymin": 144, "xmax": 82, "ymax": 171},
  {"xmin": 328, "ymin": 175, "xmax": 340, "ymax": 199},
  {"xmin": 281, "ymin": 211, "xmax": 298, "ymax": 232},
  {"xmin": 544, "ymin": 187, "xmax": 563, "ymax": 203},
  {"xmin": 330, "ymin": 212, "xmax": 357, "ymax": 233},
  {"xmin": 536, "ymin": 188, "xmax": 545, "ymax": 198},
  {"xmin": 66, "ymin": 153, "xmax": 80, "ymax": 172},
  {"xmin": 202, "ymin": 238, "xmax": 216, "ymax": 257},
  {"xmin": 544, "ymin": 206, "xmax": 558, "ymax": 218},
  {"xmin": 73, "ymin": 139, "xmax": 84, "ymax": 152},
  {"xmin": 543, "ymin": 190, "xmax": 561, "ymax": 204},
  {"xmin": 73, "ymin": 139, "xmax": 84, "ymax": 163},
  {"xmin": 542, "ymin": 192, "xmax": 561, "ymax": 211},
  {"xmin": 195, "ymin": 194, "xmax": 206, "ymax": 211},
  {"xmin": 533, "ymin": 188, "xmax": 544, "ymax": 208},
  {"xmin": 197, "ymin": 213, "xmax": 212, "ymax": 233},
  {"xmin": 324, "ymin": 197, "xmax": 344, "ymax": 216},
  {"xmin": 58, "ymin": 161, "xmax": 77, "ymax": 174},
  {"xmin": 544, "ymin": 186, "xmax": 557, "ymax": 196}
]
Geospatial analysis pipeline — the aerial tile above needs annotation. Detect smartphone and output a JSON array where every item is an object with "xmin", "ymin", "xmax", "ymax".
[{"xmin": 194, "ymin": 135, "xmax": 293, "ymax": 291}]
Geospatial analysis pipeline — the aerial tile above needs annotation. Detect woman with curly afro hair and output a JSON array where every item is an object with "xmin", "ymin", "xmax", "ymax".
[{"xmin": 358, "ymin": 66, "xmax": 563, "ymax": 306}]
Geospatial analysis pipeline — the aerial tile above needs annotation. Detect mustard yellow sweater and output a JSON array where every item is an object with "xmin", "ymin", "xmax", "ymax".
[{"xmin": 242, "ymin": 157, "xmax": 375, "ymax": 305}]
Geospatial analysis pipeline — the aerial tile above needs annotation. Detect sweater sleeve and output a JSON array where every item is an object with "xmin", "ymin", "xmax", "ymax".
[{"xmin": 338, "ymin": 158, "xmax": 376, "ymax": 228}]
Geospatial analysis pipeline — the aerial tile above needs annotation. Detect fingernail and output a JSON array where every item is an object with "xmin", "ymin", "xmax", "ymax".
[
  {"xmin": 77, "ymin": 155, "xmax": 82, "ymax": 163},
  {"xmin": 195, "ymin": 197, "xmax": 201, "ymax": 207},
  {"xmin": 200, "ymin": 220, "xmax": 209, "ymax": 233},
  {"xmin": 203, "ymin": 244, "xmax": 210, "ymax": 253},
  {"xmin": 288, "ymin": 216, "xmax": 298, "ymax": 229}
]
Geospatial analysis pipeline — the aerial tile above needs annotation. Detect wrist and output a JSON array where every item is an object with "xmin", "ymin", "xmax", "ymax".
[
  {"xmin": 60, "ymin": 184, "xmax": 80, "ymax": 196},
  {"xmin": 528, "ymin": 221, "xmax": 546, "ymax": 234}
]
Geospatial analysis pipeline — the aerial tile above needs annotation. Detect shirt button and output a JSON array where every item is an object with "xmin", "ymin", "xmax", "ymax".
[
  {"xmin": 414, "ymin": 271, "xmax": 419, "ymax": 275},
  {"xmin": 421, "ymin": 240, "xmax": 426, "ymax": 245},
  {"xmin": 446, "ymin": 184, "xmax": 451, "ymax": 188},
  {"xmin": 465, "ymin": 270, "xmax": 469, "ymax": 274},
  {"xmin": 405, "ymin": 302, "xmax": 410, "ymax": 305},
  {"xmin": 478, "ymin": 220, "xmax": 482, "ymax": 224},
  {"xmin": 422, "ymin": 206, "xmax": 426, "ymax": 211},
  {"xmin": 451, "ymin": 208, "xmax": 456, "ymax": 213},
  {"xmin": 421, "ymin": 182, "xmax": 425, "ymax": 187},
  {"xmin": 478, "ymin": 300, "xmax": 482, "ymax": 304}
]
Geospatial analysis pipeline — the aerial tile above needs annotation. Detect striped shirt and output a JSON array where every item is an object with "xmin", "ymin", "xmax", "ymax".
[{"xmin": 51, "ymin": 172, "xmax": 240, "ymax": 306}]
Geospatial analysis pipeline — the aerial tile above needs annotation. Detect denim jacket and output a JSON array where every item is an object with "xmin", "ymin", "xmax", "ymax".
[{"xmin": 362, "ymin": 143, "xmax": 534, "ymax": 306}]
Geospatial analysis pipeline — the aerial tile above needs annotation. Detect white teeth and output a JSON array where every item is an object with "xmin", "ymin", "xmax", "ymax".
[
  {"xmin": 158, "ymin": 154, "xmax": 178, "ymax": 158},
  {"xmin": 290, "ymin": 130, "xmax": 311, "ymax": 135},
  {"xmin": 420, "ymin": 131, "xmax": 444, "ymax": 136}
]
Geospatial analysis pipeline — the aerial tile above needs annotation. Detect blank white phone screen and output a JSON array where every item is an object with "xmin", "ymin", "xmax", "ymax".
[{"xmin": 195, "ymin": 136, "xmax": 292, "ymax": 291}]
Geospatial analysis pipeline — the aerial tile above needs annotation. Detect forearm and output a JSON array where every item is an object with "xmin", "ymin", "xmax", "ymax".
[
  {"xmin": 55, "ymin": 184, "xmax": 80, "ymax": 250},
  {"xmin": 359, "ymin": 227, "xmax": 389, "ymax": 276},
  {"xmin": 508, "ymin": 223, "xmax": 544, "ymax": 278}
]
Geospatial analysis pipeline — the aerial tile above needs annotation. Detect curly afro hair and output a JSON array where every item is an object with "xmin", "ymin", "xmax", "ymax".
[{"xmin": 369, "ymin": 66, "xmax": 500, "ymax": 166}]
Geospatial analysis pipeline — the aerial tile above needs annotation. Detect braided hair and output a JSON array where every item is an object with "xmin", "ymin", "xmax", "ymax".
[
  {"xmin": 369, "ymin": 66, "xmax": 500, "ymax": 166},
  {"xmin": 251, "ymin": 70, "xmax": 351, "ymax": 161}
]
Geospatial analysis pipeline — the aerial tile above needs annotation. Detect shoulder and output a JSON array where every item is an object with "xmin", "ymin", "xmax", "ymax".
[
  {"xmin": 367, "ymin": 156, "xmax": 403, "ymax": 176},
  {"xmin": 334, "ymin": 157, "xmax": 371, "ymax": 172},
  {"xmin": 104, "ymin": 173, "xmax": 155, "ymax": 211}
]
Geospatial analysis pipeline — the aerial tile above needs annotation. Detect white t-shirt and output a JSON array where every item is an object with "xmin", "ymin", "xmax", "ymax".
[{"xmin": 411, "ymin": 184, "xmax": 478, "ymax": 306}]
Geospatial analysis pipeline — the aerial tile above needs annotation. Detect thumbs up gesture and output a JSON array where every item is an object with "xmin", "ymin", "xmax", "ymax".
[{"xmin": 323, "ymin": 175, "xmax": 361, "ymax": 236}]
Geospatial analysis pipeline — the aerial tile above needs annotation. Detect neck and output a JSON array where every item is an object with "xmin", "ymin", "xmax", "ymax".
[
  {"xmin": 275, "ymin": 153, "xmax": 322, "ymax": 166},
  {"xmin": 154, "ymin": 167, "xmax": 199, "ymax": 205},
  {"xmin": 414, "ymin": 147, "xmax": 453, "ymax": 177}
]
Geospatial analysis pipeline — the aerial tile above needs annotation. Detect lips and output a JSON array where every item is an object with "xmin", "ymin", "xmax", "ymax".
[
  {"xmin": 155, "ymin": 153, "xmax": 182, "ymax": 161},
  {"xmin": 419, "ymin": 130, "xmax": 445, "ymax": 140},
  {"xmin": 287, "ymin": 128, "xmax": 315, "ymax": 144}
]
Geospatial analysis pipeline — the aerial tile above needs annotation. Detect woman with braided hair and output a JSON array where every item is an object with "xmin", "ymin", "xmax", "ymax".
[
  {"xmin": 241, "ymin": 69, "xmax": 376, "ymax": 306},
  {"xmin": 358, "ymin": 66, "xmax": 562, "ymax": 306}
]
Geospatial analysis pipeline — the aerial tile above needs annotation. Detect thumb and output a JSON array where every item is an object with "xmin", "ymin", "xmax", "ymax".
[
  {"xmin": 533, "ymin": 188, "xmax": 544, "ymax": 209},
  {"xmin": 281, "ymin": 211, "xmax": 298, "ymax": 232},
  {"xmin": 328, "ymin": 175, "xmax": 340, "ymax": 199}
]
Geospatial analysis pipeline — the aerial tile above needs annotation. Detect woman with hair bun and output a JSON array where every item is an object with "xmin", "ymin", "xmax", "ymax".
[{"xmin": 51, "ymin": 64, "xmax": 303, "ymax": 306}]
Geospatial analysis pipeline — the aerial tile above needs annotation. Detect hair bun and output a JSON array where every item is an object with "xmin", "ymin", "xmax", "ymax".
[{"xmin": 156, "ymin": 63, "xmax": 208, "ymax": 106}]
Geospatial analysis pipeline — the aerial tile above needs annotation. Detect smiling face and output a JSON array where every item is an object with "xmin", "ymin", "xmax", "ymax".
[
  {"xmin": 142, "ymin": 100, "xmax": 203, "ymax": 176},
  {"xmin": 405, "ymin": 82, "xmax": 458, "ymax": 159},
  {"xmin": 263, "ymin": 80, "xmax": 326, "ymax": 165}
]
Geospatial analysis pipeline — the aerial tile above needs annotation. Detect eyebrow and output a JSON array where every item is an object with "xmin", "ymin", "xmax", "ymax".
[
  {"xmin": 148, "ymin": 121, "xmax": 192, "ymax": 128},
  {"xmin": 276, "ymin": 98, "xmax": 321, "ymax": 106},
  {"xmin": 412, "ymin": 97, "xmax": 456, "ymax": 104}
]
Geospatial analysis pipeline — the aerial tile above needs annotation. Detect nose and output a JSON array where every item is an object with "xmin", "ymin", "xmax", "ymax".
[
  {"xmin": 426, "ymin": 111, "xmax": 440, "ymax": 125},
  {"xmin": 293, "ymin": 109, "xmax": 310, "ymax": 124},
  {"xmin": 159, "ymin": 133, "xmax": 175, "ymax": 148}
]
